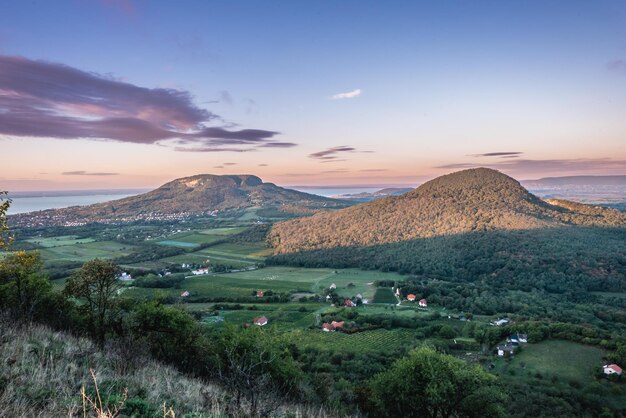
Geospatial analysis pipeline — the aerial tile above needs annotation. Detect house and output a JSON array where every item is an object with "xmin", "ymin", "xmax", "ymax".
[
  {"xmin": 117, "ymin": 272, "xmax": 132, "ymax": 281},
  {"xmin": 256, "ymin": 290, "xmax": 264, "ymax": 297},
  {"xmin": 253, "ymin": 316, "xmax": 268, "ymax": 326},
  {"xmin": 603, "ymin": 364, "xmax": 623, "ymax": 376},
  {"xmin": 509, "ymin": 333, "xmax": 528, "ymax": 344},
  {"xmin": 407, "ymin": 294, "xmax": 416, "ymax": 302},
  {"xmin": 395, "ymin": 288, "xmax": 400, "ymax": 296},
  {"xmin": 322, "ymin": 321, "xmax": 345, "ymax": 332},
  {"xmin": 418, "ymin": 298, "xmax": 427, "ymax": 307},
  {"xmin": 192, "ymin": 268, "xmax": 209, "ymax": 275},
  {"xmin": 322, "ymin": 323, "xmax": 334, "ymax": 332},
  {"xmin": 344, "ymin": 299, "xmax": 356, "ymax": 307},
  {"xmin": 490, "ymin": 318, "xmax": 510, "ymax": 326},
  {"xmin": 497, "ymin": 344, "xmax": 516, "ymax": 357},
  {"xmin": 180, "ymin": 291, "xmax": 190, "ymax": 297},
  {"xmin": 331, "ymin": 320, "xmax": 345, "ymax": 329},
  {"xmin": 329, "ymin": 283, "xmax": 337, "ymax": 290}
]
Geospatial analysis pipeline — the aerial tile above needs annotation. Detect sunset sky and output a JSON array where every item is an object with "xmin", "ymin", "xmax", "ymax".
[{"xmin": 1, "ymin": 0, "xmax": 626, "ymax": 191}]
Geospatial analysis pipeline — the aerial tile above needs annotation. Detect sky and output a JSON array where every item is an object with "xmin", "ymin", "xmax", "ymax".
[{"xmin": 1, "ymin": 0, "xmax": 625, "ymax": 191}]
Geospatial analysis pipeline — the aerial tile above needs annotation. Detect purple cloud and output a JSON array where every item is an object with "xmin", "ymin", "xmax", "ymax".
[
  {"xmin": 259, "ymin": 142, "xmax": 298, "ymax": 148},
  {"xmin": 62, "ymin": 171, "xmax": 119, "ymax": 176},
  {"xmin": 309, "ymin": 146, "xmax": 357, "ymax": 160},
  {"xmin": 0, "ymin": 55, "xmax": 283, "ymax": 151},
  {"xmin": 470, "ymin": 152, "xmax": 523, "ymax": 157}
]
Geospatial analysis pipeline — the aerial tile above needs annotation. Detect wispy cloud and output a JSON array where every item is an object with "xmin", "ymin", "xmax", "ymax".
[
  {"xmin": 331, "ymin": 89, "xmax": 361, "ymax": 100},
  {"xmin": 258, "ymin": 142, "xmax": 298, "ymax": 148},
  {"xmin": 436, "ymin": 158, "xmax": 626, "ymax": 176},
  {"xmin": 360, "ymin": 168, "xmax": 388, "ymax": 172},
  {"xmin": 258, "ymin": 163, "xmax": 269, "ymax": 166},
  {"xmin": 607, "ymin": 60, "xmax": 626, "ymax": 75},
  {"xmin": 309, "ymin": 146, "xmax": 356, "ymax": 161},
  {"xmin": 0, "ymin": 55, "xmax": 282, "ymax": 152},
  {"xmin": 470, "ymin": 152, "xmax": 523, "ymax": 158},
  {"xmin": 223, "ymin": 162, "xmax": 237, "ymax": 166},
  {"xmin": 61, "ymin": 171, "xmax": 119, "ymax": 176}
]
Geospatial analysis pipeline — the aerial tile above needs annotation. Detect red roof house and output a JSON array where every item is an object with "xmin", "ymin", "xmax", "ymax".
[
  {"xmin": 331, "ymin": 321, "xmax": 345, "ymax": 329},
  {"xmin": 256, "ymin": 290, "xmax": 264, "ymax": 297},
  {"xmin": 603, "ymin": 364, "xmax": 623, "ymax": 375},
  {"xmin": 253, "ymin": 316, "xmax": 268, "ymax": 326},
  {"xmin": 418, "ymin": 298, "xmax": 428, "ymax": 307},
  {"xmin": 344, "ymin": 299, "xmax": 356, "ymax": 307},
  {"xmin": 322, "ymin": 323, "xmax": 334, "ymax": 332},
  {"xmin": 407, "ymin": 294, "xmax": 416, "ymax": 302}
]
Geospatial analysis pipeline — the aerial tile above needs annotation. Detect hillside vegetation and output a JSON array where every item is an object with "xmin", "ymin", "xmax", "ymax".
[{"xmin": 269, "ymin": 168, "xmax": 625, "ymax": 253}]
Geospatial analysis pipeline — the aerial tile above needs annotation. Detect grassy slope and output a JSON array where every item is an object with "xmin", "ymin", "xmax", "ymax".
[{"xmin": 0, "ymin": 319, "xmax": 338, "ymax": 418}]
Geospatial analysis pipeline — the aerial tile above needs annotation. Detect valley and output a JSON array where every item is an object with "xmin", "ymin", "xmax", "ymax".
[{"xmin": 3, "ymin": 168, "xmax": 626, "ymax": 416}]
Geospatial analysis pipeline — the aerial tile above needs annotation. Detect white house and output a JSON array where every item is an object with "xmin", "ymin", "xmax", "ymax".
[
  {"xmin": 192, "ymin": 268, "xmax": 209, "ymax": 275},
  {"xmin": 329, "ymin": 283, "xmax": 337, "ymax": 290},
  {"xmin": 117, "ymin": 272, "xmax": 132, "ymax": 281},
  {"xmin": 603, "ymin": 364, "xmax": 623, "ymax": 376}
]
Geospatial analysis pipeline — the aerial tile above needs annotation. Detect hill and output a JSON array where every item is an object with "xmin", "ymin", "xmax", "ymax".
[
  {"xmin": 269, "ymin": 168, "xmax": 626, "ymax": 253},
  {"xmin": 10, "ymin": 174, "xmax": 349, "ymax": 227}
]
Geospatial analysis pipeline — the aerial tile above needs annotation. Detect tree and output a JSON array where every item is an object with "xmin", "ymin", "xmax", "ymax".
[
  {"xmin": 213, "ymin": 325, "xmax": 302, "ymax": 417},
  {"xmin": 367, "ymin": 346, "xmax": 505, "ymax": 418},
  {"xmin": 64, "ymin": 259, "xmax": 121, "ymax": 347},
  {"xmin": 0, "ymin": 191, "xmax": 12, "ymax": 249},
  {"xmin": 0, "ymin": 251, "xmax": 52, "ymax": 321}
]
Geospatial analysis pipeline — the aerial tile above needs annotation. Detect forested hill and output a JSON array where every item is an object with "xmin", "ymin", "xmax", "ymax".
[
  {"xmin": 269, "ymin": 168, "xmax": 626, "ymax": 253},
  {"xmin": 10, "ymin": 174, "xmax": 349, "ymax": 226}
]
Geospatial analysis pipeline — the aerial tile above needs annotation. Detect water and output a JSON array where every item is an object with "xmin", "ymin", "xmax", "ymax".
[
  {"xmin": 292, "ymin": 187, "xmax": 380, "ymax": 197},
  {"xmin": 5, "ymin": 193, "xmax": 139, "ymax": 215}
]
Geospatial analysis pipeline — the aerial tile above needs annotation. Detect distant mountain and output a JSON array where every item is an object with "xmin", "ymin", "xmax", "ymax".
[
  {"xmin": 270, "ymin": 168, "xmax": 626, "ymax": 253},
  {"xmin": 331, "ymin": 187, "xmax": 414, "ymax": 202},
  {"xmin": 522, "ymin": 175, "xmax": 626, "ymax": 187},
  {"xmin": 10, "ymin": 174, "xmax": 349, "ymax": 227}
]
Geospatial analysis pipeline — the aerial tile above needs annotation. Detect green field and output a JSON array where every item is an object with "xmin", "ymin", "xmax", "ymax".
[
  {"xmin": 496, "ymin": 340, "xmax": 605, "ymax": 383},
  {"xmin": 26, "ymin": 235, "xmax": 96, "ymax": 247},
  {"xmin": 38, "ymin": 240, "xmax": 136, "ymax": 262},
  {"xmin": 288, "ymin": 328, "xmax": 418, "ymax": 353},
  {"xmin": 372, "ymin": 287, "xmax": 397, "ymax": 304}
]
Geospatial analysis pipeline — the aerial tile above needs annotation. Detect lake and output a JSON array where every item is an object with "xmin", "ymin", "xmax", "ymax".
[{"xmin": 5, "ymin": 194, "xmax": 139, "ymax": 215}]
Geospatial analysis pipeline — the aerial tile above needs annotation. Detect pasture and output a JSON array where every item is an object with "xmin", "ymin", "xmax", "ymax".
[
  {"xmin": 497, "ymin": 340, "xmax": 605, "ymax": 383},
  {"xmin": 38, "ymin": 240, "xmax": 136, "ymax": 262},
  {"xmin": 372, "ymin": 287, "xmax": 397, "ymax": 304},
  {"xmin": 26, "ymin": 235, "xmax": 95, "ymax": 247}
]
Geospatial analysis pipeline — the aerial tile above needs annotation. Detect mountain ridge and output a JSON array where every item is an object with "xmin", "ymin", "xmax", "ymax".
[{"xmin": 9, "ymin": 174, "xmax": 349, "ymax": 227}]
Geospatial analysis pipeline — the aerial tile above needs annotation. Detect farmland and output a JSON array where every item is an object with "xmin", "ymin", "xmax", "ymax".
[{"xmin": 10, "ymin": 217, "xmax": 626, "ymax": 418}]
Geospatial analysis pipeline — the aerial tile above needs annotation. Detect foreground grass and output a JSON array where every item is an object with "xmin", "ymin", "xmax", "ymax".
[{"xmin": 0, "ymin": 319, "xmax": 338, "ymax": 417}]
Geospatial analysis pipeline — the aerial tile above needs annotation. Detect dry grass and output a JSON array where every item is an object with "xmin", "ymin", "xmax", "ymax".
[
  {"xmin": 0, "ymin": 318, "xmax": 225, "ymax": 417},
  {"xmin": 0, "ymin": 318, "xmax": 342, "ymax": 417}
]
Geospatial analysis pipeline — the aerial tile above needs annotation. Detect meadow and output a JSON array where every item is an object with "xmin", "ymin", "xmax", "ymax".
[{"xmin": 495, "ymin": 340, "xmax": 605, "ymax": 383}]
